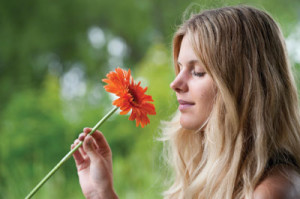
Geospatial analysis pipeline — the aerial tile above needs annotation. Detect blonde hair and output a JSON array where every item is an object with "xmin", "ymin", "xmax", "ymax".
[{"xmin": 161, "ymin": 5, "xmax": 300, "ymax": 199}]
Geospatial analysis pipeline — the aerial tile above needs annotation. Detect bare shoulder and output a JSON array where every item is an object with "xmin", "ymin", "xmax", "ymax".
[{"xmin": 253, "ymin": 166, "xmax": 300, "ymax": 199}]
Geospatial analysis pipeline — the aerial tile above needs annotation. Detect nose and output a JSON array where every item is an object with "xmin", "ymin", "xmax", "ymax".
[{"xmin": 170, "ymin": 72, "xmax": 188, "ymax": 93}]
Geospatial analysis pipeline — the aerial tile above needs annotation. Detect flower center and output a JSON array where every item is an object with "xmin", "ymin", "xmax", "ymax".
[{"xmin": 129, "ymin": 87, "xmax": 140, "ymax": 106}]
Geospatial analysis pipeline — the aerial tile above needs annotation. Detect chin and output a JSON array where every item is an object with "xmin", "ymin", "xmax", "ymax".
[
  {"xmin": 180, "ymin": 116, "xmax": 207, "ymax": 131},
  {"xmin": 180, "ymin": 119, "xmax": 199, "ymax": 130}
]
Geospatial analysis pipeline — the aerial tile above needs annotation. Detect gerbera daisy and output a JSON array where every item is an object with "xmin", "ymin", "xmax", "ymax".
[
  {"xmin": 102, "ymin": 68, "xmax": 156, "ymax": 127},
  {"xmin": 25, "ymin": 67, "xmax": 156, "ymax": 198}
]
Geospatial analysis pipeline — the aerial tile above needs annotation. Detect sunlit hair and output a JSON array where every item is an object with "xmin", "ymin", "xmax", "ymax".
[{"xmin": 161, "ymin": 5, "xmax": 300, "ymax": 199}]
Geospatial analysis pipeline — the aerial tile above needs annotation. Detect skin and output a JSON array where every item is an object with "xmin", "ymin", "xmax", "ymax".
[
  {"xmin": 72, "ymin": 128, "xmax": 118, "ymax": 199},
  {"xmin": 253, "ymin": 166, "xmax": 300, "ymax": 199},
  {"xmin": 73, "ymin": 129, "xmax": 300, "ymax": 199},
  {"xmin": 169, "ymin": 34, "xmax": 300, "ymax": 198},
  {"xmin": 170, "ymin": 35, "xmax": 216, "ymax": 130},
  {"xmin": 72, "ymin": 34, "xmax": 300, "ymax": 199}
]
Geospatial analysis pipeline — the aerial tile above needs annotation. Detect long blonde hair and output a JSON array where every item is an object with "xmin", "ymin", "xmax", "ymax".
[{"xmin": 161, "ymin": 5, "xmax": 300, "ymax": 199}]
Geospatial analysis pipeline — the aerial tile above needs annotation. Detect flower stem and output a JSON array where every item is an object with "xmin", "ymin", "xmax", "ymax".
[{"xmin": 25, "ymin": 106, "xmax": 118, "ymax": 199}]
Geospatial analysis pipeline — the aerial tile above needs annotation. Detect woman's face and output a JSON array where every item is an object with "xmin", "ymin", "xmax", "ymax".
[{"xmin": 170, "ymin": 35, "xmax": 216, "ymax": 130}]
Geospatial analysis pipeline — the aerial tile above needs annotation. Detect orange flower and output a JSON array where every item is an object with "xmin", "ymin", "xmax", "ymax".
[{"xmin": 102, "ymin": 68, "xmax": 156, "ymax": 127}]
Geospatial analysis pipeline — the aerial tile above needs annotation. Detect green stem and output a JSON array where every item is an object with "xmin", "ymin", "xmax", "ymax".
[{"xmin": 25, "ymin": 106, "xmax": 118, "ymax": 199}]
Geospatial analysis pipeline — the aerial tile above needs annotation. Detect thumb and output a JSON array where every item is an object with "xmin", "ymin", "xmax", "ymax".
[{"xmin": 83, "ymin": 134, "xmax": 98, "ymax": 161}]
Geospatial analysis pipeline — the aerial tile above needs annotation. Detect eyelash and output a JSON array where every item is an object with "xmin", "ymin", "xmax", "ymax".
[
  {"xmin": 192, "ymin": 71, "xmax": 206, "ymax": 77},
  {"xmin": 178, "ymin": 65, "xmax": 206, "ymax": 77}
]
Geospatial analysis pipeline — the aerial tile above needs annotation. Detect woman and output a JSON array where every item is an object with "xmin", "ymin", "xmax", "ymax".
[{"xmin": 72, "ymin": 5, "xmax": 300, "ymax": 198}]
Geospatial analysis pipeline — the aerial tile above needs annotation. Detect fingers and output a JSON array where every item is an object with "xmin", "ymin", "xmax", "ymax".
[
  {"xmin": 71, "ymin": 139, "xmax": 85, "ymax": 166},
  {"xmin": 83, "ymin": 134, "xmax": 99, "ymax": 162},
  {"xmin": 72, "ymin": 131, "xmax": 90, "ymax": 168},
  {"xmin": 78, "ymin": 132, "xmax": 86, "ymax": 142},
  {"xmin": 84, "ymin": 128, "xmax": 111, "ymax": 155},
  {"xmin": 75, "ymin": 128, "xmax": 111, "ymax": 164},
  {"xmin": 83, "ymin": 127, "xmax": 92, "ymax": 134},
  {"xmin": 92, "ymin": 132, "xmax": 111, "ymax": 153},
  {"xmin": 78, "ymin": 133, "xmax": 88, "ymax": 156}
]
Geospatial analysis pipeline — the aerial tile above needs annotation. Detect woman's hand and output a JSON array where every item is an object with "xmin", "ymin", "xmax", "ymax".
[{"xmin": 71, "ymin": 128, "xmax": 118, "ymax": 199}]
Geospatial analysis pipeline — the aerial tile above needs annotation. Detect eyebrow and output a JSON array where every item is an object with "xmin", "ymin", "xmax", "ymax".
[{"xmin": 177, "ymin": 60, "xmax": 201, "ymax": 66}]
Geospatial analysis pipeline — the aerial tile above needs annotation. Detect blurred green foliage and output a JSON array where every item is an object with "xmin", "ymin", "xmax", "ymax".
[{"xmin": 0, "ymin": 0, "xmax": 299, "ymax": 198}]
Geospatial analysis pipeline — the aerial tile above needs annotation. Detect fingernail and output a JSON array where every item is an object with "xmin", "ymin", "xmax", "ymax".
[
  {"xmin": 79, "ymin": 134, "xmax": 85, "ymax": 141},
  {"xmin": 86, "ymin": 135, "xmax": 93, "ymax": 147},
  {"xmin": 86, "ymin": 134, "xmax": 91, "ymax": 141}
]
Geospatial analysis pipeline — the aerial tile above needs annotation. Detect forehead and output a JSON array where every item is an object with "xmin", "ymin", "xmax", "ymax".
[{"xmin": 178, "ymin": 35, "xmax": 199, "ymax": 62}]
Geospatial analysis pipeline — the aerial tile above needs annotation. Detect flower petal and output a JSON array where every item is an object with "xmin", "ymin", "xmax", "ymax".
[{"xmin": 102, "ymin": 67, "xmax": 156, "ymax": 128}]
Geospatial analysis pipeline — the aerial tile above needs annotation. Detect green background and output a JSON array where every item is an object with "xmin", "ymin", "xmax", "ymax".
[{"xmin": 0, "ymin": 0, "xmax": 299, "ymax": 198}]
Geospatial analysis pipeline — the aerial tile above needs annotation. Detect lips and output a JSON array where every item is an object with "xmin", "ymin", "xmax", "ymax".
[{"xmin": 178, "ymin": 99, "xmax": 195, "ymax": 111}]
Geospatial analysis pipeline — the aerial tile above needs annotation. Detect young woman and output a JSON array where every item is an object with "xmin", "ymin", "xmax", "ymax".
[{"xmin": 72, "ymin": 5, "xmax": 300, "ymax": 199}]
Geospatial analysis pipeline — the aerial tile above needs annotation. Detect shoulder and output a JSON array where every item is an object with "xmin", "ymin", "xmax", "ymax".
[{"xmin": 253, "ymin": 166, "xmax": 300, "ymax": 199}]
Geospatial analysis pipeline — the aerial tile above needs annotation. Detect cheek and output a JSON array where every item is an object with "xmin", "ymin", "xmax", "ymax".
[
  {"xmin": 179, "ymin": 79, "xmax": 216, "ymax": 130},
  {"xmin": 198, "ymin": 85, "xmax": 216, "ymax": 104},
  {"xmin": 196, "ymin": 85, "xmax": 216, "ymax": 117},
  {"xmin": 204, "ymin": 88, "xmax": 216, "ymax": 105}
]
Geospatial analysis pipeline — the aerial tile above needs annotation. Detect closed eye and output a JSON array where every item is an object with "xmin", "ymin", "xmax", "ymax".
[
  {"xmin": 192, "ymin": 71, "xmax": 206, "ymax": 77},
  {"xmin": 177, "ymin": 60, "xmax": 206, "ymax": 77}
]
